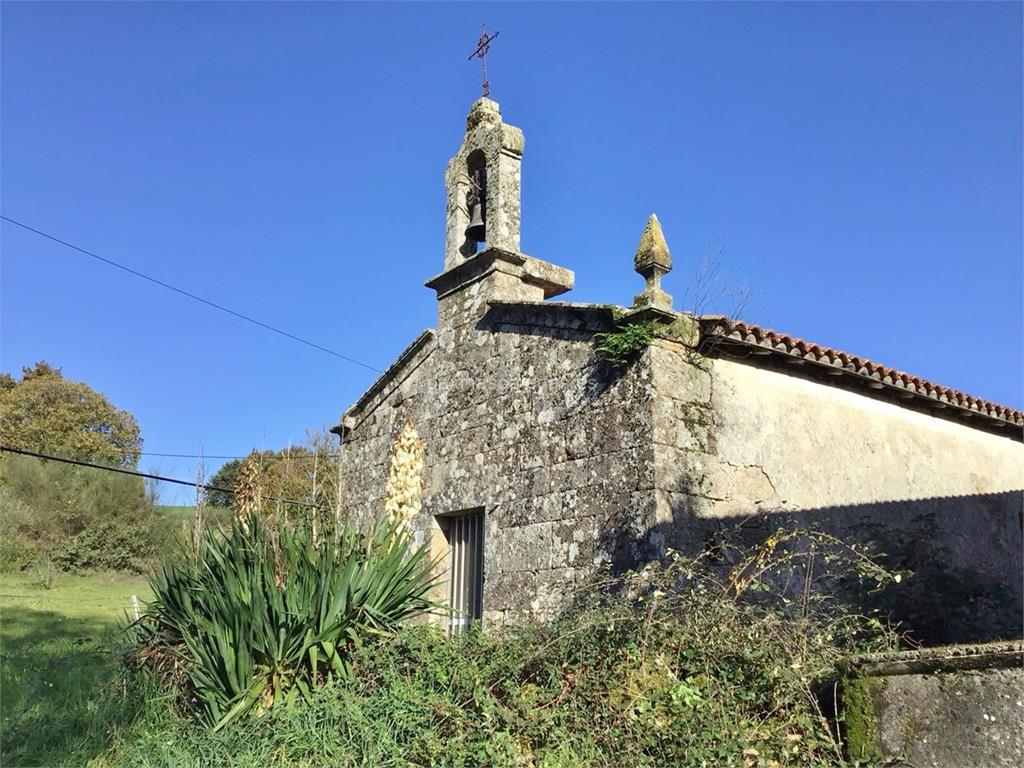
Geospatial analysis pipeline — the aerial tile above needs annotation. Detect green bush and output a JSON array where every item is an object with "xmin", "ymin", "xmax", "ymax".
[
  {"xmin": 0, "ymin": 500, "xmax": 37, "ymax": 572},
  {"xmin": 0, "ymin": 455, "xmax": 161, "ymax": 573},
  {"xmin": 132, "ymin": 514, "xmax": 437, "ymax": 730},
  {"xmin": 320, "ymin": 534, "xmax": 898, "ymax": 768},
  {"xmin": 52, "ymin": 519, "xmax": 156, "ymax": 572}
]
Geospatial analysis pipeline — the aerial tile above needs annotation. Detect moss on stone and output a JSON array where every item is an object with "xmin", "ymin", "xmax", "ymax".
[
  {"xmin": 653, "ymin": 315, "xmax": 698, "ymax": 346},
  {"xmin": 899, "ymin": 710, "xmax": 923, "ymax": 754},
  {"xmin": 841, "ymin": 675, "xmax": 884, "ymax": 762}
]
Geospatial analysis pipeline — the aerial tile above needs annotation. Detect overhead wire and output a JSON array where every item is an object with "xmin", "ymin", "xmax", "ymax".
[
  {"xmin": 138, "ymin": 451, "xmax": 340, "ymax": 460},
  {"xmin": 0, "ymin": 216, "xmax": 357, "ymax": 505},
  {"xmin": 0, "ymin": 215, "xmax": 382, "ymax": 373},
  {"xmin": 0, "ymin": 445, "xmax": 335, "ymax": 511}
]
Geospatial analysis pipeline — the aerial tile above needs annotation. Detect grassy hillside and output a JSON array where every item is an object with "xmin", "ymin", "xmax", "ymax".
[
  {"xmin": 155, "ymin": 504, "xmax": 196, "ymax": 519},
  {"xmin": 156, "ymin": 504, "xmax": 232, "ymax": 525}
]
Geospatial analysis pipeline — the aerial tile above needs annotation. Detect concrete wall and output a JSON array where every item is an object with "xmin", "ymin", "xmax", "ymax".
[
  {"xmin": 709, "ymin": 357, "xmax": 1022, "ymax": 511},
  {"xmin": 652, "ymin": 346, "xmax": 1024, "ymax": 643},
  {"xmin": 841, "ymin": 642, "xmax": 1024, "ymax": 768}
]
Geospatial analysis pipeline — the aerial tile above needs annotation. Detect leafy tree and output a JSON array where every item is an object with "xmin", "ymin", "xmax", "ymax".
[
  {"xmin": 0, "ymin": 362, "xmax": 157, "ymax": 572},
  {"xmin": 0, "ymin": 362, "xmax": 142, "ymax": 467},
  {"xmin": 207, "ymin": 431, "xmax": 339, "ymax": 514},
  {"xmin": 206, "ymin": 457, "xmax": 245, "ymax": 508},
  {"xmin": 206, "ymin": 451, "xmax": 291, "ymax": 509},
  {"xmin": 1, "ymin": 454, "xmax": 161, "ymax": 572}
]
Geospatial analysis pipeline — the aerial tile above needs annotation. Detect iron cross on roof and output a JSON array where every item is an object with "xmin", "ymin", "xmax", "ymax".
[{"xmin": 468, "ymin": 23, "xmax": 500, "ymax": 97}]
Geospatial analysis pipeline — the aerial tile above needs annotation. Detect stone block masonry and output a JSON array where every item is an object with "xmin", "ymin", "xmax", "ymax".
[{"xmin": 339, "ymin": 286, "xmax": 660, "ymax": 623}]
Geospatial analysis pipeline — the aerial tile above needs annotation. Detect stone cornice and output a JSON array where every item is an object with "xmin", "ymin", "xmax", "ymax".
[
  {"xmin": 425, "ymin": 247, "xmax": 574, "ymax": 301},
  {"xmin": 842, "ymin": 641, "xmax": 1023, "ymax": 677}
]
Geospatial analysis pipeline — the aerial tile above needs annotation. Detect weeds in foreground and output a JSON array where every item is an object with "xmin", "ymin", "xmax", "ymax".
[{"xmin": 101, "ymin": 526, "xmax": 900, "ymax": 767}]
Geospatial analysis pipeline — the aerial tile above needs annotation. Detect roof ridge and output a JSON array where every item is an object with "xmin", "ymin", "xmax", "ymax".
[{"xmin": 699, "ymin": 317, "xmax": 1023, "ymax": 433}]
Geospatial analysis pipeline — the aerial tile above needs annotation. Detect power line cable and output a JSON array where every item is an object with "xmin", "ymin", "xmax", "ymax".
[
  {"xmin": 0, "ymin": 445, "xmax": 232, "ymax": 491},
  {"xmin": 0, "ymin": 215, "xmax": 382, "ymax": 373},
  {"xmin": 0, "ymin": 445, "xmax": 332, "ymax": 510},
  {"xmin": 139, "ymin": 452, "xmax": 251, "ymax": 460},
  {"xmin": 139, "ymin": 451, "xmax": 340, "ymax": 460}
]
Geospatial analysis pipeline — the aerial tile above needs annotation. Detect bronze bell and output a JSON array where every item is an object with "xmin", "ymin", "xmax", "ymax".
[
  {"xmin": 465, "ymin": 166, "xmax": 487, "ymax": 243},
  {"xmin": 465, "ymin": 202, "xmax": 486, "ymax": 243}
]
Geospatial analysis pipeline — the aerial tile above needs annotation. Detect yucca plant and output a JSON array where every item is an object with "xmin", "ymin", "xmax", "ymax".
[{"xmin": 133, "ymin": 514, "xmax": 437, "ymax": 730}]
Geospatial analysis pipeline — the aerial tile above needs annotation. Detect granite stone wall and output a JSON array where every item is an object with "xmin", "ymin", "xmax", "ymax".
[
  {"xmin": 339, "ymin": 278, "xmax": 658, "ymax": 624},
  {"xmin": 339, "ymin": 301, "xmax": 1024, "ymax": 638}
]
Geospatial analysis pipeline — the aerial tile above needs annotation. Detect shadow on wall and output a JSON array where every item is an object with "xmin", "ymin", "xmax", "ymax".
[
  {"xmin": 599, "ymin": 490, "xmax": 1024, "ymax": 647},
  {"xmin": 474, "ymin": 303, "xmax": 1023, "ymax": 646}
]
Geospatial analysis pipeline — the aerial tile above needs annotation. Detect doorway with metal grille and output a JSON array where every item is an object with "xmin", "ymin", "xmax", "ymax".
[{"xmin": 440, "ymin": 508, "xmax": 484, "ymax": 635}]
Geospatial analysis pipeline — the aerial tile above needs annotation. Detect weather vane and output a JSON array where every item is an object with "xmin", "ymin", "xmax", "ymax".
[{"xmin": 468, "ymin": 23, "xmax": 500, "ymax": 98}]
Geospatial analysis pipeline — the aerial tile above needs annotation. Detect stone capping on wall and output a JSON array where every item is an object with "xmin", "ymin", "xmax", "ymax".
[
  {"xmin": 485, "ymin": 299, "xmax": 623, "ymax": 332},
  {"xmin": 698, "ymin": 316, "xmax": 1024, "ymax": 440},
  {"xmin": 841, "ymin": 641, "xmax": 1024, "ymax": 678},
  {"xmin": 332, "ymin": 329, "xmax": 436, "ymax": 438},
  {"xmin": 841, "ymin": 641, "xmax": 1024, "ymax": 768},
  {"xmin": 425, "ymin": 247, "xmax": 574, "ymax": 300}
]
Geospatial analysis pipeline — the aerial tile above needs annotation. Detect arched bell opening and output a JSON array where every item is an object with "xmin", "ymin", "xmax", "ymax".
[{"xmin": 462, "ymin": 149, "xmax": 488, "ymax": 255}]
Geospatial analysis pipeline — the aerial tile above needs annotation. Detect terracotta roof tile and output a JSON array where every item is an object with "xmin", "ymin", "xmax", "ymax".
[{"xmin": 699, "ymin": 317, "xmax": 1023, "ymax": 433}]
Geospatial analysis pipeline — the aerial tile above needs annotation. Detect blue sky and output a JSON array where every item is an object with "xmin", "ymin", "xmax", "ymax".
[{"xmin": 2, "ymin": 1, "xmax": 1021, "ymax": 500}]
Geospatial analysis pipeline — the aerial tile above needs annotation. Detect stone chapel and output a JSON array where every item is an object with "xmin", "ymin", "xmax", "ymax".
[{"xmin": 335, "ymin": 98, "xmax": 1024, "ymax": 643}]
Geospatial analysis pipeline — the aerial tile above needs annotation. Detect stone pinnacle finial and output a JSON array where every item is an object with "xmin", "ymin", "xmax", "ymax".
[
  {"xmin": 634, "ymin": 213, "xmax": 672, "ymax": 272},
  {"xmin": 633, "ymin": 213, "xmax": 673, "ymax": 311}
]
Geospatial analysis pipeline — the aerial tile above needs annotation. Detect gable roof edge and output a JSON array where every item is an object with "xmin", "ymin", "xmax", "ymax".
[
  {"xmin": 699, "ymin": 317, "xmax": 1023, "ymax": 441},
  {"xmin": 332, "ymin": 329, "xmax": 436, "ymax": 438}
]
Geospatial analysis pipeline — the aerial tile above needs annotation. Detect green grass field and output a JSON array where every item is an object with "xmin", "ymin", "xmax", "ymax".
[{"xmin": 0, "ymin": 571, "xmax": 151, "ymax": 767}]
